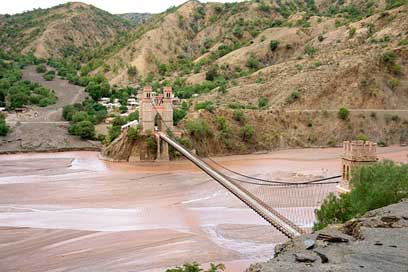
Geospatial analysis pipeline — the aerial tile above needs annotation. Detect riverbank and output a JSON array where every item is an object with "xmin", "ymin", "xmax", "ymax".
[
  {"xmin": 0, "ymin": 147, "xmax": 406, "ymax": 271},
  {"xmin": 246, "ymin": 200, "xmax": 408, "ymax": 272}
]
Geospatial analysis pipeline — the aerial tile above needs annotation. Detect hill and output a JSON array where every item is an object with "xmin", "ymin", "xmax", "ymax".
[
  {"xmin": 0, "ymin": 2, "xmax": 131, "ymax": 59},
  {"xmin": 117, "ymin": 13, "xmax": 151, "ymax": 25}
]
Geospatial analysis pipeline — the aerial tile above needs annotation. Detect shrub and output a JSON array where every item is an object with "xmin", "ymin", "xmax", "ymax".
[
  {"xmin": 240, "ymin": 124, "xmax": 255, "ymax": 142},
  {"xmin": 348, "ymin": 27, "xmax": 356, "ymax": 38},
  {"xmin": 382, "ymin": 51, "xmax": 397, "ymax": 64},
  {"xmin": 269, "ymin": 40, "xmax": 279, "ymax": 51},
  {"xmin": 195, "ymin": 101, "xmax": 214, "ymax": 113},
  {"xmin": 304, "ymin": 45, "xmax": 317, "ymax": 56},
  {"xmin": 318, "ymin": 34, "xmax": 324, "ymax": 42},
  {"xmin": 258, "ymin": 96, "xmax": 268, "ymax": 109},
  {"xmin": 314, "ymin": 161, "xmax": 408, "ymax": 230},
  {"xmin": 216, "ymin": 116, "xmax": 228, "ymax": 132},
  {"xmin": 43, "ymin": 71, "xmax": 55, "ymax": 81},
  {"xmin": 128, "ymin": 111, "xmax": 139, "ymax": 122},
  {"xmin": 186, "ymin": 119, "xmax": 212, "ymax": 139},
  {"xmin": 206, "ymin": 66, "xmax": 218, "ymax": 81},
  {"xmin": 232, "ymin": 110, "xmax": 245, "ymax": 123},
  {"xmin": 68, "ymin": 120, "xmax": 95, "ymax": 139},
  {"xmin": 356, "ymin": 133, "xmax": 369, "ymax": 141},
  {"xmin": 0, "ymin": 118, "xmax": 8, "ymax": 136},
  {"xmin": 387, "ymin": 78, "xmax": 400, "ymax": 90},
  {"xmin": 127, "ymin": 126, "xmax": 140, "ymax": 141},
  {"xmin": 36, "ymin": 64, "xmax": 47, "ymax": 73},
  {"xmin": 245, "ymin": 54, "xmax": 261, "ymax": 70},
  {"xmin": 258, "ymin": 2, "xmax": 270, "ymax": 12},
  {"xmin": 166, "ymin": 262, "xmax": 225, "ymax": 272},
  {"xmin": 286, "ymin": 90, "xmax": 301, "ymax": 104},
  {"xmin": 338, "ymin": 107, "xmax": 350, "ymax": 120}
]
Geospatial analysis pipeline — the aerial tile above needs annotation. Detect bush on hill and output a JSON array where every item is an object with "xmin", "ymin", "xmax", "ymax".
[{"xmin": 314, "ymin": 161, "xmax": 408, "ymax": 230}]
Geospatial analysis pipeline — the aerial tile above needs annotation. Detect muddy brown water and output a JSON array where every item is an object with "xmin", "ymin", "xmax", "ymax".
[{"xmin": 0, "ymin": 147, "xmax": 407, "ymax": 272}]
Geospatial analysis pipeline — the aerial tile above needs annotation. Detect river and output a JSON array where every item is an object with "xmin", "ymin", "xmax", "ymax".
[{"xmin": 0, "ymin": 146, "xmax": 407, "ymax": 271}]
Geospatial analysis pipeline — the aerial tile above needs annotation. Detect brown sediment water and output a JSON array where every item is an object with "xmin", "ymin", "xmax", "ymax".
[{"xmin": 0, "ymin": 146, "xmax": 407, "ymax": 272}]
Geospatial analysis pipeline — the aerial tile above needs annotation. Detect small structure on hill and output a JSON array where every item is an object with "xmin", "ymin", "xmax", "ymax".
[{"xmin": 337, "ymin": 140, "xmax": 378, "ymax": 194}]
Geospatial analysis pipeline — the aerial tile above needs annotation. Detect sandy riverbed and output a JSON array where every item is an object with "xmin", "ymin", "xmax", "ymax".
[{"xmin": 0, "ymin": 146, "xmax": 407, "ymax": 272}]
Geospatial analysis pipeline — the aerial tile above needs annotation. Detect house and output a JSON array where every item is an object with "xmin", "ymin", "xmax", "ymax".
[{"xmin": 121, "ymin": 120, "xmax": 139, "ymax": 130}]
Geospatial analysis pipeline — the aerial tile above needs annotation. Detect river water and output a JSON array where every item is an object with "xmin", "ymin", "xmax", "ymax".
[{"xmin": 0, "ymin": 147, "xmax": 406, "ymax": 272}]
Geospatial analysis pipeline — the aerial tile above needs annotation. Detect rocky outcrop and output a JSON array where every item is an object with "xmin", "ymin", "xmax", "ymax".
[
  {"xmin": 101, "ymin": 130, "xmax": 156, "ymax": 162},
  {"xmin": 246, "ymin": 200, "xmax": 408, "ymax": 272}
]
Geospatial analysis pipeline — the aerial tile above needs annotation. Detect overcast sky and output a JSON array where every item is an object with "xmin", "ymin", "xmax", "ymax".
[{"xmin": 1, "ymin": 0, "xmax": 244, "ymax": 15}]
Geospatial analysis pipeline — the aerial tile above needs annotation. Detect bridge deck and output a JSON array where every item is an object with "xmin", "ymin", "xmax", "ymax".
[{"xmin": 158, "ymin": 132, "xmax": 304, "ymax": 238}]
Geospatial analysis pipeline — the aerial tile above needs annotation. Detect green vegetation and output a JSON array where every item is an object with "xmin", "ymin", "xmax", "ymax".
[
  {"xmin": 63, "ymin": 99, "xmax": 107, "ymax": 140},
  {"xmin": 240, "ymin": 124, "xmax": 255, "ymax": 142},
  {"xmin": 0, "ymin": 51, "xmax": 57, "ymax": 110},
  {"xmin": 245, "ymin": 54, "xmax": 262, "ymax": 70},
  {"xmin": 173, "ymin": 101, "xmax": 189, "ymax": 125},
  {"xmin": 304, "ymin": 45, "xmax": 317, "ymax": 57},
  {"xmin": 195, "ymin": 101, "xmax": 214, "ymax": 113},
  {"xmin": 186, "ymin": 119, "xmax": 212, "ymax": 139},
  {"xmin": 314, "ymin": 161, "xmax": 408, "ymax": 230},
  {"xmin": 338, "ymin": 107, "xmax": 350, "ymax": 120},
  {"xmin": 68, "ymin": 120, "xmax": 95, "ymax": 139},
  {"xmin": 258, "ymin": 96, "xmax": 268, "ymax": 109},
  {"xmin": 36, "ymin": 64, "xmax": 47, "ymax": 73},
  {"xmin": 381, "ymin": 51, "xmax": 402, "ymax": 76},
  {"xmin": 269, "ymin": 40, "xmax": 279, "ymax": 51},
  {"xmin": 0, "ymin": 113, "xmax": 8, "ymax": 136},
  {"xmin": 127, "ymin": 126, "xmax": 140, "ymax": 141},
  {"xmin": 286, "ymin": 90, "xmax": 301, "ymax": 104},
  {"xmin": 356, "ymin": 133, "xmax": 369, "ymax": 141},
  {"xmin": 43, "ymin": 70, "xmax": 56, "ymax": 81},
  {"xmin": 385, "ymin": 0, "xmax": 407, "ymax": 10},
  {"xmin": 232, "ymin": 109, "xmax": 245, "ymax": 123},
  {"xmin": 166, "ymin": 262, "xmax": 225, "ymax": 272}
]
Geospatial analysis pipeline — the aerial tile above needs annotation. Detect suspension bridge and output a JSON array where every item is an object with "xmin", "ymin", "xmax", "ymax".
[{"xmin": 112, "ymin": 86, "xmax": 345, "ymax": 238}]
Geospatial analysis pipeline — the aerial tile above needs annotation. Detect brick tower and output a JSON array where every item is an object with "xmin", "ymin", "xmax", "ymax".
[
  {"xmin": 162, "ymin": 87, "xmax": 173, "ymax": 131},
  {"xmin": 337, "ymin": 140, "xmax": 378, "ymax": 194},
  {"xmin": 140, "ymin": 86, "xmax": 154, "ymax": 132}
]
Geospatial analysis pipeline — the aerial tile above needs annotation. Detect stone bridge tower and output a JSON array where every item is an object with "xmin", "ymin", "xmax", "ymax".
[
  {"xmin": 337, "ymin": 140, "xmax": 378, "ymax": 194},
  {"xmin": 138, "ymin": 86, "xmax": 174, "ymax": 161}
]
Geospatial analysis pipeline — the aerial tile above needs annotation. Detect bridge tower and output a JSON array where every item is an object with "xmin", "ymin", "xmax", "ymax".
[
  {"xmin": 337, "ymin": 140, "xmax": 378, "ymax": 194},
  {"xmin": 139, "ymin": 86, "xmax": 154, "ymax": 132},
  {"xmin": 138, "ymin": 86, "xmax": 173, "ymax": 161}
]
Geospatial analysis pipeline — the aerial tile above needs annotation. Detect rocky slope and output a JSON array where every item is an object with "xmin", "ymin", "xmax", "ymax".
[{"xmin": 246, "ymin": 199, "xmax": 408, "ymax": 272}]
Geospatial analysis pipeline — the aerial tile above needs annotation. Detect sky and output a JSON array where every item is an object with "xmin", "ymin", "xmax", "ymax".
[{"xmin": 1, "ymin": 0, "xmax": 245, "ymax": 15}]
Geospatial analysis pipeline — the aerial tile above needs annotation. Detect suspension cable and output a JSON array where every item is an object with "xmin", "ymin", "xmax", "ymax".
[
  {"xmin": 207, "ymin": 156, "xmax": 341, "ymax": 184},
  {"xmin": 148, "ymin": 101, "xmax": 341, "ymax": 185}
]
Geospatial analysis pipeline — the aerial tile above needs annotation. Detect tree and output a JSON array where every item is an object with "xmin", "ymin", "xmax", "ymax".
[
  {"xmin": 338, "ymin": 107, "xmax": 350, "ymax": 120},
  {"xmin": 68, "ymin": 120, "xmax": 95, "ymax": 139}
]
